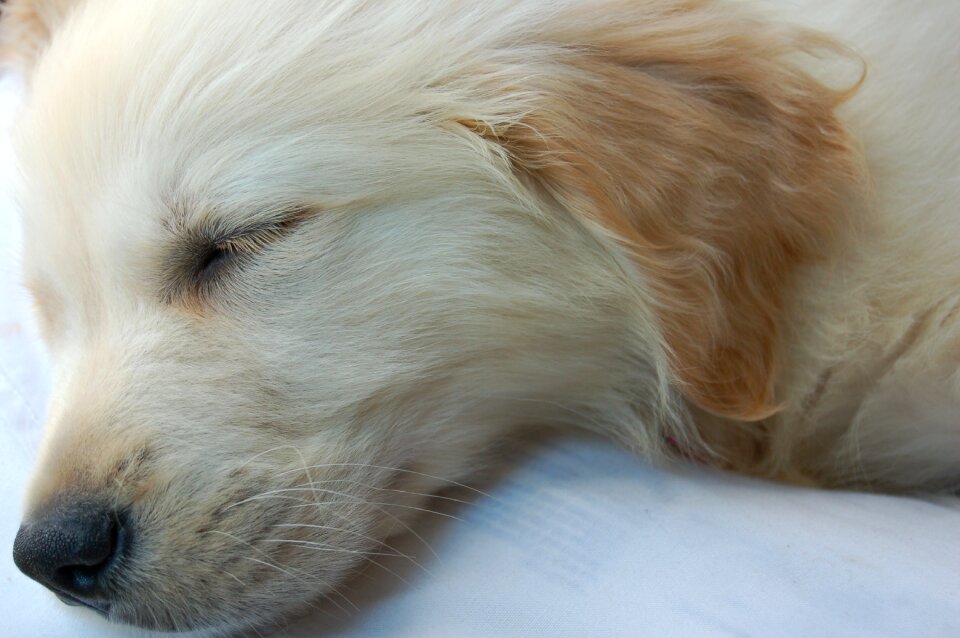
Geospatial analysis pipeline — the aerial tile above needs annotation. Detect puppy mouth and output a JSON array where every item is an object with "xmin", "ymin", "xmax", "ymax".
[{"xmin": 21, "ymin": 460, "xmax": 414, "ymax": 632}]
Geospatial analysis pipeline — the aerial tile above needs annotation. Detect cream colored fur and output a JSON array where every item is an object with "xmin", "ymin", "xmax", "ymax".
[{"xmin": 2, "ymin": 0, "xmax": 958, "ymax": 632}]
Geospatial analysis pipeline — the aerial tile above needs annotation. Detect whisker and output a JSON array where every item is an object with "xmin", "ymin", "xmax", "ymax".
[
  {"xmin": 276, "ymin": 462, "xmax": 495, "ymax": 500},
  {"xmin": 213, "ymin": 531, "xmax": 359, "ymax": 619},
  {"xmin": 223, "ymin": 569, "xmax": 246, "ymax": 587},
  {"xmin": 235, "ymin": 444, "xmax": 313, "ymax": 472},
  {"xmin": 329, "ymin": 587, "xmax": 361, "ymax": 614},
  {"xmin": 298, "ymin": 478, "xmax": 473, "ymax": 505},
  {"xmin": 327, "ymin": 587, "xmax": 361, "ymax": 614},
  {"xmin": 271, "ymin": 523, "xmax": 427, "ymax": 572},
  {"xmin": 147, "ymin": 602, "xmax": 163, "ymax": 632},
  {"xmin": 240, "ymin": 482, "xmax": 464, "ymax": 524},
  {"xmin": 237, "ymin": 556, "xmax": 344, "ymax": 619},
  {"xmin": 211, "ymin": 531, "xmax": 320, "ymax": 585},
  {"xmin": 224, "ymin": 492, "xmax": 315, "ymax": 511},
  {"xmin": 291, "ymin": 445, "xmax": 321, "ymax": 513},
  {"xmin": 228, "ymin": 488, "xmax": 462, "ymax": 521},
  {"xmin": 228, "ymin": 487, "xmax": 461, "ymax": 554},
  {"xmin": 326, "ymin": 503, "xmax": 442, "ymax": 566},
  {"xmin": 288, "ymin": 489, "xmax": 464, "ymax": 522},
  {"xmin": 259, "ymin": 538, "xmax": 407, "ymax": 559},
  {"xmin": 222, "ymin": 482, "xmax": 444, "ymax": 565},
  {"xmin": 358, "ymin": 554, "xmax": 410, "ymax": 587}
]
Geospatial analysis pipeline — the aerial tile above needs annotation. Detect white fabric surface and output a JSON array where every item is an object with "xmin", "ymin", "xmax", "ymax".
[{"xmin": 1, "ymin": 78, "xmax": 959, "ymax": 638}]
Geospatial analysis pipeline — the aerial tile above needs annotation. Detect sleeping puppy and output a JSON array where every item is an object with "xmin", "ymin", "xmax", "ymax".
[{"xmin": 4, "ymin": 0, "xmax": 959, "ymax": 632}]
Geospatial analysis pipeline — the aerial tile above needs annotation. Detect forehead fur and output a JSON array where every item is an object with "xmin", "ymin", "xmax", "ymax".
[{"xmin": 15, "ymin": 0, "xmax": 550, "ymax": 195}]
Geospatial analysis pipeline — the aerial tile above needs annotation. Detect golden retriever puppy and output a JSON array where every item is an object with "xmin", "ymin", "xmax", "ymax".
[{"xmin": 4, "ymin": 0, "xmax": 958, "ymax": 632}]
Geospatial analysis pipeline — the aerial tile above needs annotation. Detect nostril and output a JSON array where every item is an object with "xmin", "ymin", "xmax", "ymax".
[
  {"xmin": 12, "ymin": 501, "xmax": 126, "ymax": 607},
  {"xmin": 59, "ymin": 565, "xmax": 100, "ymax": 593},
  {"xmin": 52, "ymin": 516, "xmax": 124, "ymax": 595}
]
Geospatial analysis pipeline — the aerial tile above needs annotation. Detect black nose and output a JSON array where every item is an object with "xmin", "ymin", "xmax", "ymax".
[{"xmin": 12, "ymin": 501, "xmax": 126, "ymax": 615}]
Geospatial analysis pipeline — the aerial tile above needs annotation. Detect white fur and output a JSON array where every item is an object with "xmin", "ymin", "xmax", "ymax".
[{"xmin": 4, "ymin": 0, "xmax": 959, "ymax": 632}]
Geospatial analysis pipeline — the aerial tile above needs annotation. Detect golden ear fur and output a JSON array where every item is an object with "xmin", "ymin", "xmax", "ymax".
[
  {"xmin": 0, "ymin": 0, "xmax": 78, "ymax": 72},
  {"xmin": 462, "ymin": 0, "xmax": 864, "ymax": 421}
]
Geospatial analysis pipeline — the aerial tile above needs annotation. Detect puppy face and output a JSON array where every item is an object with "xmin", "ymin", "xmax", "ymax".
[
  {"xmin": 11, "ymin": 1, "xmax": 657, "ymax": 630},
  {"xmin": 6, "ymin": 0, "xmax": 858, "ymax": 632}
]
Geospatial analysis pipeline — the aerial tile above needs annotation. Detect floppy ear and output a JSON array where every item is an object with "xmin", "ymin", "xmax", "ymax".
[
  {"xmin": 0, "ymin": 0, "xmax": 80, "ymax": 73},
  {"xmin": 459, "ymin": 2, "xmax": 863, "ymax": 421}
]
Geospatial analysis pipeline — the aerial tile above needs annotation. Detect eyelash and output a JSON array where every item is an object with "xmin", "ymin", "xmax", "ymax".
[{"xmin": 194, "ymin": 221, "xmax": 298, "ymax": 289}]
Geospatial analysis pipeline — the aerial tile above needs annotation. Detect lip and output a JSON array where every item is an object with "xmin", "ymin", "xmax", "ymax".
[{"xmin": 54, "ymin": 590, "xmax": 111, "ymax": 617}]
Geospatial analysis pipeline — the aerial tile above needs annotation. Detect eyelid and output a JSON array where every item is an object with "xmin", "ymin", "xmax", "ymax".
[
  {"xmin": 161, "ymin": 205, "xmax": 315, "ymax": 308},
  {"xmin": 192, "ymin": 207, "xmax": 313, "ymax": 291},
  {"xmin": 209, "ymin": 206, "xmax": 314, "ymax": 251},
  {"xmin": 213, "ymin": 221, "xmax": 292, "ymax": 254}
]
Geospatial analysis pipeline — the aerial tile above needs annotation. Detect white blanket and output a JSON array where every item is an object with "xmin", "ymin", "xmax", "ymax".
[{"xmin": 1, "ymin": 79, "xmax": 958, "ymax": 638}]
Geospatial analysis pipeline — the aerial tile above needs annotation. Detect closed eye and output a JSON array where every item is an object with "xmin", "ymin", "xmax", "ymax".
[
  {"xmin": 193, "ymin": 224, "xmax": 287, "ymax": 285},
  {"xmin": 196, "ymin": 244, "xmax": 232, "ymax": 282},
  {"xmin": 194, "ymin": 215, "xmax": 308, "ymax": 288},
  {"xmin": 163, "ymin": 206, "xmax": 313, "ymax": 306}
]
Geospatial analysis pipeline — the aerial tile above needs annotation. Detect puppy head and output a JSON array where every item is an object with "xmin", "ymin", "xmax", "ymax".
[{"xmin": 5, "ymin": 0, "xmax": 860, "ymax": 632}]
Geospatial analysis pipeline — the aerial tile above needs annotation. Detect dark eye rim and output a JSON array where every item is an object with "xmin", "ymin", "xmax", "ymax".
[
  {"xmin": 191, "ymin": 225, "xmax": 281, "ymax": 291},
  {"xmin": 162, "ymin": 206, "xmax": 314, "ymax": 306},
  {"xmin": 195, "ymin": 243, "xmax": 235, "ymax": 283}
]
